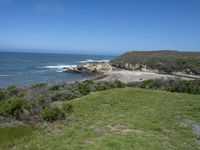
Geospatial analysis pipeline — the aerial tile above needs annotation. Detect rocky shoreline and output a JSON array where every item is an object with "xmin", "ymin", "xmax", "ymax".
[
  {"xmin": 62, "ymin": 62, "xmax": 200, "ymax": 83},
  {"xmin": 63, "ymin": 62, "xmax": 113, "ymax": 74}
]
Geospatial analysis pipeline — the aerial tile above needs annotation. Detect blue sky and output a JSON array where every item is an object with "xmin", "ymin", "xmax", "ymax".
[{"xmin": 0, "ymin": 0, "xmax": 200, "ymax": 55}]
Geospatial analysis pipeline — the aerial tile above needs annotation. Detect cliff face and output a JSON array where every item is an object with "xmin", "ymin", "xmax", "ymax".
[{"xmin": 110, "ymin": 50, "xmax": 200, "ymax": 75}]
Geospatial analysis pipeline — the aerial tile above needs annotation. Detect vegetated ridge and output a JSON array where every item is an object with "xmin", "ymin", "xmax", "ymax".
[{"xmin": 110, "ymin": 50, "xmax": 200, "ymax": 75}]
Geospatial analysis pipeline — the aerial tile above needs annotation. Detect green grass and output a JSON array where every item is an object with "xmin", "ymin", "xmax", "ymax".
[
  {"xmin": 1, "ymin": 88, "xmax": 200, "ymax": 150},
  {"xmin": 0, "ymin": 125, "xmax": 38, "ymax": 149}
]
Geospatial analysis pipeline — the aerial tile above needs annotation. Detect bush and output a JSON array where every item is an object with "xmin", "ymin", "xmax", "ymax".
[
  {"xmin": 127, "ymin": 78, "xmax": 200, "ymax": 95},
  {"xmin": 113, "ymin": 80, "xmax": 125, "ymax": 88},
  {"xmin": 0, "ymin": 98, "xmax": 30, "ymax": 118},
  {"xmin": 0, "ymin": 80, "xmax": 126, "ymax": 123},
  {"xmin": 49, "ymin": 80, "xmax": 125, "ymax": 102},
  {"xmin": 31, "ymin": 96, "xmax": 48, "ymax": 110},
  {"xmin": 35, "ymin": 96, "xmax": 48, "ymax": 105},
  {"xmin": 77, "ymin": 82, "xmax": 90, "ymax": 95},
  {"xmin": 49, "ymin": 83, "xmax": 67, "ymax": 91},
  {"xmin": 51, "ymin": 90, "xmax": 81, "ymax": 101},
  {"xmin": 167, "ymin": 80, "xmax": 200, "ymax": 94},
  {"xmin": 62, "ymin": 103, "xmax": 73, "ymax": 113},
  {"xmin": 5, "ymin": 86, "xmax": 25, "ymax": 98},
  {"xmin": 42, "ymin": 106, "xmax": 65, "ymax": 122},
  {"xmin": 6, "ymin": 86, "xmax": 20, "ymax": 97},
  {"xmin": 94, "ymin": 82, "xmax": 111, "ymax": 91},
  {"xmin": 31, "ymin": 83, "xmax": 47, "ymax": 89},
  {"xmin": 0, "ymin": 90, "xmax": 5, "ymax": 101}
]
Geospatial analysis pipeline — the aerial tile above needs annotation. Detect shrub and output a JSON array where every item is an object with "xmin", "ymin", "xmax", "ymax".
[
  {"xmin": 77, "ymin": 82, "xmax": 90, "ymax": 95},
  {"xmin": 5, "ymin": 86, "xmax": 25, "ymax": 98},
  {"xmin": 51, "ymin": 90, "xmax": 81, "ymax": 101},
  {"xmin": 31, "ymin": 96, "xmax": 48, "ymax": 110},
  {"xmin": 73, "ymin": 81, "xmax": 93, "ymax": 92},
  {"xmin": 42, "ymin": 106, "xmax": 65, "ymax": 122},
  {"xmin": 49, "ymin": 83, "xmax": 67, "ymax": 91},
  {"xmin": 31, "ymin": 83, "xmax": 47, "ymax": 89},
  {"xmin": 113, "ymin": 80, "xmax": 126, "ymax": 88},
  {"xmin": 83, "ymin": 80, "xmax": 94, "ymax": 85},
  {"xmin": 36, "ymin": 96, "xmax": 48, "ymax": 105},
  {"xmin": 49, "ymin": 80, "xmax": 126, "ymax": 102},
  {"xmin": 0, "ymin": 90, "xmax": 5, "ymax": 101},
  {"xmin": 0, "ymin": 98, "xmax": 30, "ymax": 118},
  {"xmin": 127, "ymin": 82, "xmax": 141, "ymax": 87},
  {"xmin": 94, "ymin": 82, "xmax": 111, "ymax": 91},
  {"xmin": 62, "ymin": 103, "xmax": 73, "ymax": 113},
  {"xmin": 127, "ymin": 78, "xmax": 200, "ymax": 95},
  {"xmin": 6, "ymin": 86, "xmax": 20, "ymax": 97}
]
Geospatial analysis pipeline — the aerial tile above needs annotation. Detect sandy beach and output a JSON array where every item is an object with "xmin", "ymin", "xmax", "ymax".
[{"xmin": 96, "ymin": 69, "xmax": 197, "ymax": 83}]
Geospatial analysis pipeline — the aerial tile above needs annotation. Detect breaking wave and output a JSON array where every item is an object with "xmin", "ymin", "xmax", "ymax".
[
  {"xmin": 80, "ymin": 59, "xmax": 110, "ymax": 63},
  {"xmin": 41, "ymin": 65, "xmax": 77, "ymax": 72}
]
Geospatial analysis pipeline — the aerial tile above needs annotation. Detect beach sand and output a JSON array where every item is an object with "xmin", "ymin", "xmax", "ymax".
[{"xmin": 96, "ymin": 69, "xmax": 196, "ymax": 83}]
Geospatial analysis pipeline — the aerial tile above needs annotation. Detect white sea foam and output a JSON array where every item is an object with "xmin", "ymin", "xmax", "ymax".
[
  {"xmin": 0, "ymin": 75, "xmax": 10, "ymax": 77},
  {"xmin": 43, "ymin": 65, "xmax": 77, "ymax": 69},
  {"xmin": 41, "ymin": 65, "xmax": 77, "ymax": 72},
  {"xmin": 80, "ymin": 59, "xmax": 110, "ymax": 63}
]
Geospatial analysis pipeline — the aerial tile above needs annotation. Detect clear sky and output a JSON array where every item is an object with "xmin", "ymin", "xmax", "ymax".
[{"xmin": 0, "ymin": 0, "xmax": 200, "ymax": 55}]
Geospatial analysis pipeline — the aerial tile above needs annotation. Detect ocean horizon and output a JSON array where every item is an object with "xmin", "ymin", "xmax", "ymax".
[{"xmin": 0, "ymin": 52, "xmax": 114, "ymax": 88}]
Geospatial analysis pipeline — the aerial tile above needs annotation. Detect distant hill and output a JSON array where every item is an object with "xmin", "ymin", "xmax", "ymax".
[{"xmin": 110, "ymin": 50, "xmax": 200, "ymax": 75}]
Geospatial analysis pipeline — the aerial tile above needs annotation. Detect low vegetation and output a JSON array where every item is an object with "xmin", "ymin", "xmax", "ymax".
[
  {"xmin": 41, "ymin": 106, "xmax": 66, "ymax": 122},
  {"xmin": 1, "ymin": 78, "xmax": 200, "ymax": 124},
  {"xmin": 0, "ymin": 80, "xmax": 125, "ymax": 123},
  {"xmin": 1, "ymin": 88, "xmax": 200, "ymax": 149},
  {"xmin": 0, "ymin": 98, "xmax": 30, "ymax": 119},
  {"xmin": 110, "ymin": 50, "xmax": 200, "ymax": 74},
  {"xmin": 128, "ymin": 78, "xmax": 200, "ymax": 94},
  {"xmin": 1, "ymin": 78, "xmax": 200, "ymax": 149}
]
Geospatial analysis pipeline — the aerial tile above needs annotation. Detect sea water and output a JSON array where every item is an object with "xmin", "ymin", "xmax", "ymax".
[{"xmin": 0, "ymin": 52, "xmax": 114, "ymax": 87}]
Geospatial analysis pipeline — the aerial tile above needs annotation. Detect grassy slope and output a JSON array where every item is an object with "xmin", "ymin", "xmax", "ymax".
[{"xmin": 1, "ymin": 88, "xmax": 200, "ymax": 150}]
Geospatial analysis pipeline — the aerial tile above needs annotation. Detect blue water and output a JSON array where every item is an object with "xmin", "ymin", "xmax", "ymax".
[{"xmin": 0, "ymin": 52, "xmax": 114, "ymax": 87}]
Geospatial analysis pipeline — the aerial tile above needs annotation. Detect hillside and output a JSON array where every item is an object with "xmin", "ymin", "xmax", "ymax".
[
  {"xmin": 110, "ymin": 50, "xmax": 200, "ymax": 75},
  {"xmin": 1, "ymin": 88, "xmax": 200, "ymax": 150}
]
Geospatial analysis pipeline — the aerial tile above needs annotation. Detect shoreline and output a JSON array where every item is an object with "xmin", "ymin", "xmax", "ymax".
[
  {"xmin": 64, "ymin": 62, "xmax": 200, "ymax": 83},
  {"xmin": 92, "ymin": 69, "xmax": 199, "ymax": 83}
]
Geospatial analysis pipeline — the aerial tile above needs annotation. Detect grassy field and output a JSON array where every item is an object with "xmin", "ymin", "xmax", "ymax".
[{"xmin": 0, "ymin": 88, "xmax": 200, "ymax": 150}]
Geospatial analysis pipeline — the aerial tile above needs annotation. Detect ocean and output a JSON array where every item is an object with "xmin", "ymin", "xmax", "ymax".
[{"xmin": 0, "ymin": 52, "xmax": 114, "ymax": 88}]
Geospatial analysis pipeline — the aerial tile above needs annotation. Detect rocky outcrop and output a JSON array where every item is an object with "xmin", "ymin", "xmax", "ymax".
[
  {"xmin": 124, "ymin": 63, "xmax": 147, "ymax": 70},
  {"xmin": 63, "ymin": 62, "xmax": 112, "ymax": 74},
  {"xmin": 113, "ymin": 63, "xmax": 148, "ymax": 71}
]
